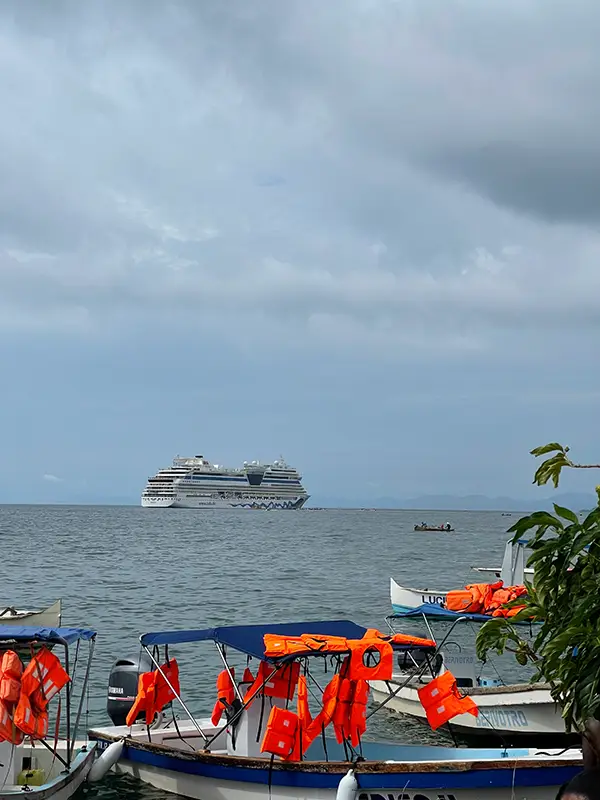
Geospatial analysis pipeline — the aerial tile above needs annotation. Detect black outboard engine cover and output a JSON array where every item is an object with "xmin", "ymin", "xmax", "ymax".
[{"xmin": 107, "ymin": 652, "xmax": 154, "ymax": 726}]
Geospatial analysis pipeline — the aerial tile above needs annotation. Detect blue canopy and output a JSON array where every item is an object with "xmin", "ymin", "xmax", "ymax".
[
  {"xmin": 0, "ymin": 625, "xmax": 96, "ymax": 645},
  {"xmin": 141, "ymin": 619, "xmax": 435, "ymax": 660}
]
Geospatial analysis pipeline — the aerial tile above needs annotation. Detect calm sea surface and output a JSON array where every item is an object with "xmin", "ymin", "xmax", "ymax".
[{"xmin": 1, "ymin": 505, "xmax": 531, "ymax": 798}]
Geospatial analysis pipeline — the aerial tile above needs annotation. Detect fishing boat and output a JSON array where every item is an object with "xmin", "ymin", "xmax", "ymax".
[
  {"xmin": 0, "ymin": 600, "xmax": 61, "ymax": 628},
  {"xmin": 0, "ymin": 624, "xmax": 98, "ymax": 800},
  {"xmin": 370, "ymin": 676, "xmax": 571, "ymax": 748},
  {"xmin": 88, "ymin": 619, "xmax": 582, "ymax": 800},
  {"xmin": 391, "ymin": 540, "xmax": 530, "ymax": 621},
  {"xmin": 369, "ymin": 631, "xmax": 570, "ymax": 748},
  {"xmin": 413, "ymin": 524, "xmax": 454, "ymax": 532}
]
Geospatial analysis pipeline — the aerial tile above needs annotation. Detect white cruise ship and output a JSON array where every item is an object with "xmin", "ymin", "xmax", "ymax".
[{"xmin": 141, "ymin": 454, "xmax": 309, "ymax": 509}]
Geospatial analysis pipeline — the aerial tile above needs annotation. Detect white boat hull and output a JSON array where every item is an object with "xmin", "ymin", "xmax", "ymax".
[
  {"xmin": 0, "ymin": 600, "xmax": 61, "ymax": 628},
  {"xmin": 0, "ymin": 740, "xmax": 95, "ymax": 800},
  {"xmin": 390, "ymin": 577, "xmax": 447, "ymax": 613},
  {"xmin": 89, "ymin": 721, "xmax": 582, "ymax": 800},
  {"xmin": 142, "ymin": 495, "xmax": 308, "ymax": 509},
  {"xmin": 370, "ymin": 678, "xmax": 570, "ymax": 745}
]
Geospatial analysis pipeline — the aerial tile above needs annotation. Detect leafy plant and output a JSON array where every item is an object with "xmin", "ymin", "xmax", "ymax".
[{"xmin": 476, "ymin": 443, "xmax": 600, "ymax": 735}]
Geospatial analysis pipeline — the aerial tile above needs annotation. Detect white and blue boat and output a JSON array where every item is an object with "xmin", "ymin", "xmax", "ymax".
[
  {"xmin": 88, "ymin": 619, "xmax": 582, "ymax": 800},
  {"xmin": 390, "ymin": 540, "xmax": 534, "ymax": 624},
  {"xmin": 0, "ymin": 624, "xmax": 98, "ymax": 800}
]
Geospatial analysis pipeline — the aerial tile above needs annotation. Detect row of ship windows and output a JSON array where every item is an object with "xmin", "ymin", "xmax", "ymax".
[{"xmin": 185, "ymin": 492, "xmax": 302, "ymax": 500}]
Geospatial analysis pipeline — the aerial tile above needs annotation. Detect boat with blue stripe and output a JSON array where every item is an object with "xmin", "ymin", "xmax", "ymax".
[{"xmin": 88, "ymin": 619, "xmax": 582, "ymax": 800}]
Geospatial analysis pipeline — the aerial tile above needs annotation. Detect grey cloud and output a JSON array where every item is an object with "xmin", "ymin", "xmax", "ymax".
[
  {"xmin": 166, "ymin": 0, "xmax": 600, "ymax": 225},
  {"xmin": 1, "ymin": 0, "xmax": 600, "ymax": 358}
]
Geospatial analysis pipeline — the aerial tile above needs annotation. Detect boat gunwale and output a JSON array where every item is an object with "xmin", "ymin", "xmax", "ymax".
[
  {"xmin": 380, "ymin": 679, "xmax": 553, "ymax": 696},
  {"xmin": 0, "ymin": 745, "xmax": 95, "ymax": 800},
  {"xmin": 92, "ymin": 731, "xmax": 582, "ymax": 774}
]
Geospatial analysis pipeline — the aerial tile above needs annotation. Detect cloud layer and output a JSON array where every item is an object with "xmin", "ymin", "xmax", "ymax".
[
  {"xmin": 2, "ymin": 0, "xmax": 600, "ymax": 356},
  {"xmin": 2, "ymin": 1, "xmax": 600, "ymax": 501}
]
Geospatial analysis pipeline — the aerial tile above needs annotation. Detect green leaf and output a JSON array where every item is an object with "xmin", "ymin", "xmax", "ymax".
[
  {"xmin": 532, "ymin": 453, "xmax": 572, "ymax": 487},
  {"xmin": 553, "ymin": 504, "xmax": 580, "ymax": 525},
  {"xmin": 530, "ymin": 443, "xmax": 566, "ymax": 457},
  {"xmin": 479, "ymin": 441, "xmax": 600, "ymax": 731}
]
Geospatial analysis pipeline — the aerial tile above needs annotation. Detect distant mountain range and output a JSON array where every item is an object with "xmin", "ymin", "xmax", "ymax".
[
  {"xmin": 1, "ymin": 489, "xmax": 596, "ymax": 511},
  {"xmin": 308, "ymin": 492, "xmax": 596, "ymax": 512}
]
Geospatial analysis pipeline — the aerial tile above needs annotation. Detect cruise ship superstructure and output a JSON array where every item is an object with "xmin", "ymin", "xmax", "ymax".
[{"xmin": 141, "ymin": 454, "xmax": 309, "ymax": 509}]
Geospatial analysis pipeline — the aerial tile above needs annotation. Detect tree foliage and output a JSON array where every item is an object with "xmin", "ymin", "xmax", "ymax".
[{"xmin": 476, "ymin": 443, "xmax": 600, "ymax": 733}]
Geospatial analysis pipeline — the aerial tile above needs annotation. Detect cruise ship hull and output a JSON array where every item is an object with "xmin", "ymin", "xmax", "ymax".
[{"xmin": 141, "ymin": 495, "xmax": 308, "ymax": 510}]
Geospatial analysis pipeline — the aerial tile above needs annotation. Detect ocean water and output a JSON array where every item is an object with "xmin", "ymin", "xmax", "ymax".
[{"xmin": 1, "ymin": 505, "xmax": 530, "ymax": 797}]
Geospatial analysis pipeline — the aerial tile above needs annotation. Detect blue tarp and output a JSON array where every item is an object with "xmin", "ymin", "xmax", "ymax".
[
  {"xmin": 391, "ymin": 604, "xmax": 500, "ymax": 622},
  {"xmin": 0, "ymin": 625, "xmax": 96, "ymax": 645},
  {"xmin": 141, "ymin": 619, "xmax": 435, "ymax": 659},
  {"xmin": 390, "ymin": 604, "xmax": 538, "ymax": 625}
]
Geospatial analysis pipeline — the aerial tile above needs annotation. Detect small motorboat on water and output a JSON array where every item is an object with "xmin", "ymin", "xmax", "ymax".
[
  {"xmin": 0, "ymin": 624, "xmax": 99, "ymax": 800},
  {"xmin": 414, "ymin": 523, "xmax": 454, "ymax": 532},
  {"xmin": 88, "ymin": 619, "xmax": 582, "ymax": 800}
]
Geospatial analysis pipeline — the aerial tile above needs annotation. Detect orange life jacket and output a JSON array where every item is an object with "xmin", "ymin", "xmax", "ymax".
[
  {"xmin": 13, "ymin": 694, "xmax": 48, "ymax": 740},
  {"xmin": 150, "ymin": 659, "xmax": 180, "ymax": 716},
  {"xmin": 0, "ymin": 651, "xmax": 23, "ymax": 704},
  {"xmin": 331, "ymin": 677, "xmax": 353, "ymax": 744},
  {"xmin": 21, "ymin": 647, "xmax": 70, "ymax": 711},
  {"xmin": 347, "ymin": 638, "xmax": 393, "ymax": 681},
  {"xmin": 263, "ymin": 633, "xmax": 350, "ymax": 657},
  {"xmin": 349, "ymin": 679, "xmax": 369, "ymax": 747},
  {"xmin": 263, "ymin": 629, "xmax": 434, "ymax": 660},
  {"xmin": 486, "ymin": 585, "xmax": 527, "ymax": 613},
  {"xmin": 263, "ymin": 634, "xmax": 319, "ymax": 657},
  {"xmin": 126, "ymin": 670, "xmax": 156, "ymax": 727},
  {"xmin": 444, "ymin": 589, "xmax": 478, "ymax": 613},
  {"xmin": 260, "ymin": 706, "xmax": 299, "ymax": 759},
  {"xmin": 287, "ymin": 674, "xmax": 314, "ymax": 761},
  {"xmin": 0, "ymin": 700, "xmax": 23, "ymax": 745},
  {"xmin": 361, "ymin": 629, "xmax": 435, "ymax": 649},
  {"xmin": 126, "ymin": 659, "xmax": 181, "ymax": 727},
  {"xmin": 492, "ymin": 604, "xmax": 527, "ymax": 618},
  {"xmin": 303, "ymin": 672, "xmax": 341, "ymax": 746},
  {"xmin": 417, "ymin": 670, "xmax": 478, "ymax": 730},
  {"xmin": 390, "ymin": 632, "xmax": 436, "ymax": 648},
  {"xmin": 486, "ymin": 588, "xmax": 511, "ymax": 610},
  {"xmin": 211, "ymin": 669, "xmax": 236, "ymax": 726},
  {"xmin": 297, "ymin": 675, "xmax": 312, "ymax": 729},
  {"xmin": 244, "ymin": 661, "xmax": 300, "ymax": 705},
  {"xmin": 445, "ymin": 581, "xmax": 503, "ymax": 614},
  {"xmin": 300, "ymin": 634, "xmax": 349, "ymax": 653}
]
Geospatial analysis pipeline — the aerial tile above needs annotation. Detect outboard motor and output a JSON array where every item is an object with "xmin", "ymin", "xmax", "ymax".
[
  {"xmin": 107, "ymin": 652, "xmax": 154, "ymax": 726},
  {"xmin": 397, "ymin": 648, "xmax": 443, "ymax": 675}
]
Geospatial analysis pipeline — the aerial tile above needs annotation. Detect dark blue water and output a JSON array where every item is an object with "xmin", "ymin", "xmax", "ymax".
[{"xmin": 1, "ymin": 506, "xmax": 528, "ymax": 797}]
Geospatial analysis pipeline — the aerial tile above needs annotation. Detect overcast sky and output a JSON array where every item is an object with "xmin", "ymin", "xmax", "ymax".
[{"xmin": 2, "ymin": 0, "xmax": 600, "ymax": 505}]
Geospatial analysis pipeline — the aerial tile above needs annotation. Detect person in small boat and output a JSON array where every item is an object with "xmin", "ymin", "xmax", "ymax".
[
  {"xmin": 445, "ymin": 522, "xmax": 451, "ymax": 530},
  {"xmin": 556, "ymin": 767, "xmax": 600, "ymax": 799}
]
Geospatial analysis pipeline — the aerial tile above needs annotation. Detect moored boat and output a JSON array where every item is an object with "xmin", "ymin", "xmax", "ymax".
[
  {"xmin": 0, "ymin": 624, "xmax": 97, "ymax": 800},
  {"xmin": 413, "ymin": 523, "xmax": 454, "ymax": 532},
  {"xmin": 0, "ymin": 600, "xmax": 61, "ymax": 628},
  {"xmin": 390, "ymin": 540, "xmax": 532, "ymax": 622},
  {"xmin": 88, "ymin": 619, "xmax": 582, "ymax": 800},
  {"xmin": 390, "ymin": 577, "xmax": 448, "ymax": 613},
  {"xmin": 370, "ymin": 676, "xmax": 572, "ymax": 748}
]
